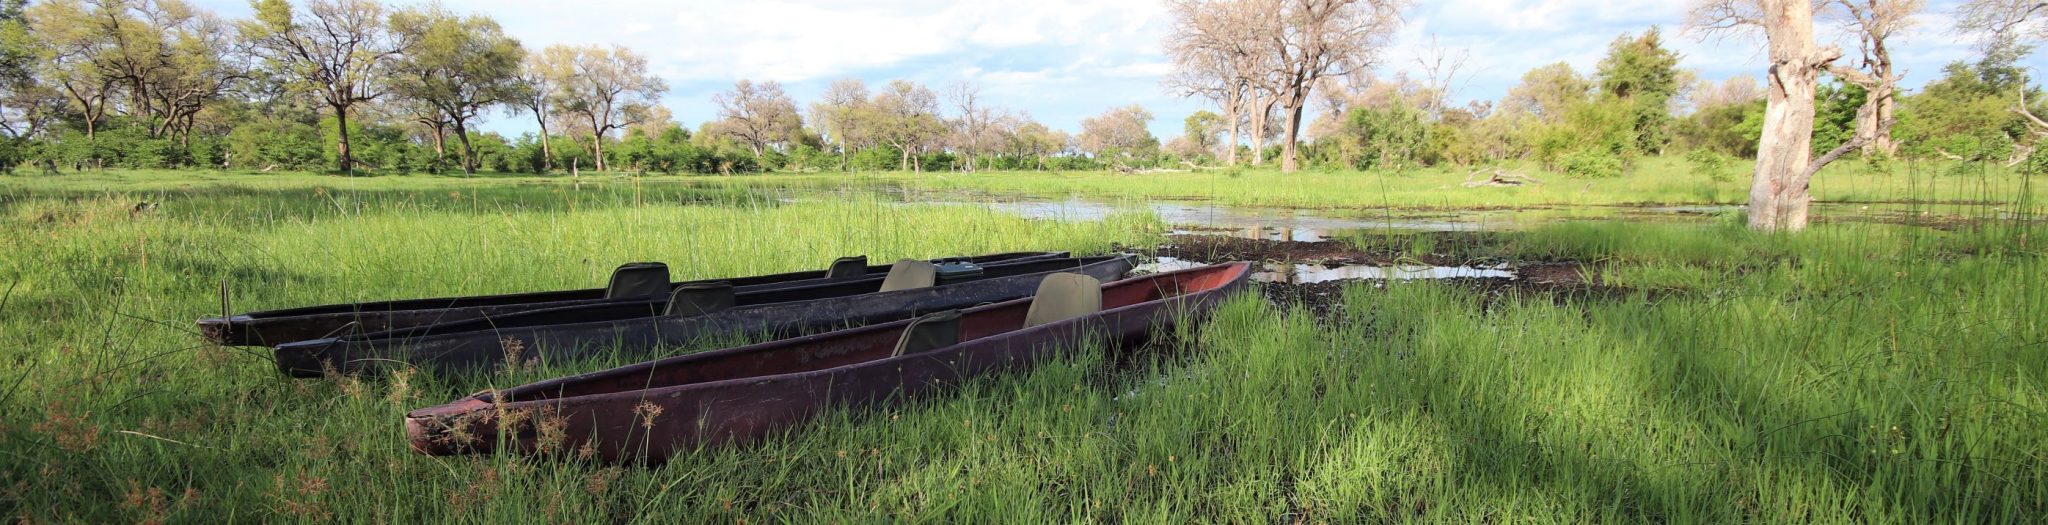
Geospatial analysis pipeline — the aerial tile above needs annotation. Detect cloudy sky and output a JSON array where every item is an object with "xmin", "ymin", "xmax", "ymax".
[{"xmin": 191, "ymin": 0, "xmax": 2037, "ymax": 140}]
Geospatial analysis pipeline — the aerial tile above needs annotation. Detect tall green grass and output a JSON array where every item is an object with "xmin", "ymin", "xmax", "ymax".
[{"xmin": 0, "ymin": 170, "xmax": 2042, "ymax": 522}]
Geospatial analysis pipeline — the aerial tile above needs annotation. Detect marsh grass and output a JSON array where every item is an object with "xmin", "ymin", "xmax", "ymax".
[{"xmin": 0, "ymin": 168, "xmax": 2043, "ymax": 522}]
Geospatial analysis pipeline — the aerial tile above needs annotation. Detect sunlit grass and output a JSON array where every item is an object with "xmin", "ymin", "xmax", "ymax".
[{"xmin": 0, "ymin": 169, "xmax": 2042, "ymax": 522}]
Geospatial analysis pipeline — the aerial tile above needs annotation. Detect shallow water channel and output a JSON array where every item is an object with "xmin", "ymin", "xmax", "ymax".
[{"xmin": 1138, "ymin": 256, "xmax": 1517, "ymax": 284}]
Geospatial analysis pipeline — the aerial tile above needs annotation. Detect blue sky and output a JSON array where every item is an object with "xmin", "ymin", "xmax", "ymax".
[{"xmin": 190, "ymin": 0, "xmax": 2038, "ymax": 140}]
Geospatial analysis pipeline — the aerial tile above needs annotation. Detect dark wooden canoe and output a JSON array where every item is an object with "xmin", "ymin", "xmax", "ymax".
[
  {"xmin": 402, "ymin": 261, "xmax": 1251, "ymax": 463},
  {"xmin": 275, "ymin": 255, "xmax": 1138, "ymax": 377},
  {"xmin": 198, "ymin": 251, "xmax": 1064, "ymax": 347}
]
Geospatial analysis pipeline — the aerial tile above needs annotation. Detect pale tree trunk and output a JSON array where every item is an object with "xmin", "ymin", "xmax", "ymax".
[
  {"xmin": 1280, "ymin": 99, "xmax": 1307, "ymax": 173},
  {"xmin": 591, "ymin": 134, "xmax": 606, "ymax": 172},
  {"xmin": 1225, "ymin": 106, "xmax": 1241, "ymax": 165},
  {"xmin": 534, "ymin": 113, "xmax": 554, "ymax": 173},
  {"xmin": 1249, "ymin": 93, "xmax": 1270, "ymax": 166},
  {"xmin": 1749, "ymin": 0, "xmax": 1849, "ymax": 232}
]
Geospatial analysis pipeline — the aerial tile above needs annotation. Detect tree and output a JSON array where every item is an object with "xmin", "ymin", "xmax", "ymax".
[
  {"xmin": 712, "ymin": 79, "xmax": 801, "ymax": 158},
  {"xmin": 241, "ymin": 0, "xmax": 409, "ymax": 173},
  {"xmin": 1079, "ymin": 104, "xmax": 1158, "ymax": 163},
  {"xmin": 510, "ymin": 45, "xmax": 572, "ymax": 173},
  {"xmin": 1261, "ymin": 0, "xmax": 1408, "ymax": 173},
  {"xmin": 1184, "ymin": 110, "xmax": 1227, "ymax": 157},
  {"xmin": 869, "ymin": 79, "xmax": 944, "ymax": 172},
  {"xmin": 810, "ymin": 77, "xmax": 871, "ymax": 171},
  {"xmin": 945, "ymin": 80, "xmax": 995, "ymax": 171},
  {"xmin": 388, "ymin": 5, "xmax": 525, "ymax": 174},
  {"xmin": 1691, "ymin": 0, "xmax": 1861, "ymax": 232},
  {"xmin": 1504, "ymin": 63, "xmax": 1592, "ymax": 124},
  {"xmin": 1596, "ymin": 28, "xmax": 1684, "ymax": 153},
  {"xmin": 1956, "ymin": 0, "xmax": 2048, "ymax": 148},
  {"xmin": 1165, "ymin": 0, "xmax": 1278, "ymax": 166},
  {"xmin": 1819, "ymin": 0, "xmax": 1921, "ymax": 156},
  {"xmin": 554, "ymin": 44, "xmax": 665, "ymax": 172}
]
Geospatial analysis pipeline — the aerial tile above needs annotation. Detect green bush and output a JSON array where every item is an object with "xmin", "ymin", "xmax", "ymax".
[
  {"xmin": 1685, "ymin": 148, "xmax": 1733, "ymax": 181},
  {"xmin": 1562, "ymin": 149, "xmax": 1625, "ymax": 178}
]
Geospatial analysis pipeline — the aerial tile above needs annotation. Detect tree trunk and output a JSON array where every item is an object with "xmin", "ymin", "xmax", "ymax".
[
  {"xmin": 1281, "ymin": 101, "xmax": 1307, "ymax": 173},
  {"xmin": 535, "ymin": 113, "xmax": 553, "ymax": 173},
  {"xmin": 591, "ymin": 134, "xmax": 606, "ymax": 172},
  {"xmin": 1861, "ymin": 84, "xmax": 1897, "ymax": 156},
  {"xmin": 1225, "ymin": 109, "xmax": 1241, "ymax": 166},
  {"xmin": 1748, "ymin": 0, "xmax": 1839, "ymax": 232},
  {"xmin": 334, "ymin": 104, "xmax": 355, "ymax": 174},
  {"xmin": 1249, "ymin": 93, "xmax": 1268, "ymax": 165},
  {"xmin": 454, "ymin": 119, "xmax": 476, "ymax": 175}
]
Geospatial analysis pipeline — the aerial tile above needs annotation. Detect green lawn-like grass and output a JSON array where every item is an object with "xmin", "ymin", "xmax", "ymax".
[{"xmin": 0, "ymin": 168, "xmax": 2042, "ymax": 522}]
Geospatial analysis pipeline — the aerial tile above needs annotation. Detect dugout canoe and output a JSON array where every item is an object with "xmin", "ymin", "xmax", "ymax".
[
  {"xmin": 402, "ymin": 261, "xmax": 1251, "ymax": 463},
  {"xmin": 274, "ymin": 255, "xmax": 1139, "ymax": 377},
  {"xmin": 198, "ymin": 251, "xmax": 1065, "ymax": 347}
]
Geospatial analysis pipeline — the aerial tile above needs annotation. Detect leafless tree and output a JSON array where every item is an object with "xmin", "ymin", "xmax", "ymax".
[
  {"xmin": 1165, "ymin": 0, "xmax": 1285, "ymax": 166},
  {"xmin": 1820, "ymin": 0, "xmax": 1922, "ymax": 156},
  {"xmin": 1690, "ymin": 0, "xmax": 1860, "ymax": 231},
  {"xmin": 1260, "ymin": 0, "xmax": 1408, "ymax": 173},
  {"xmin": 1412, "ymin": 33, "xmax": 1472, "ymax": 119},
  {"xmin": 713, "ymin": 79, "xmax": 801, "ymax": 158},
  {"xmin": 946, "ymin": 80, "xmax": 997, "ymax": 171},
  {"xmin": 556, "ymin": 44, "xmax": 666, "ymax": 172}
]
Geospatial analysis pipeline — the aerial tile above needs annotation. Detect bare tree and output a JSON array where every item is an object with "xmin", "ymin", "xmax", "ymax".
[
  {"xmin": 556, "ymin": 44, "xmax": 666, "ymax": 172},
  {"xmin": 1691, "ymin": 0, "xmax": 1862, "ymax": 231},
  {"xmin": 241, "ymin": 0, "xmax": 410, "ymax": 174},
  {"xmin": 1261, "ymin": 0, "xmax": 1408, "ymax": 173},
  {"xmin": 1412, "ymin": 33, "xmax": 1472, "ymax": 119},
  {"xmin": 946, "ymin": 80, "xmax": 994, "ymax": 171},
  {"xmin": 713, "ymin": 79, "xmax": 801, "ymax": 157},
  {"xmin": 1166, "ymin": 0, "xmax": 1271, "ymax": 166},
  {"xmin": 1820, "ymin": 0, "xmax": 1922, "ymax": 156}
]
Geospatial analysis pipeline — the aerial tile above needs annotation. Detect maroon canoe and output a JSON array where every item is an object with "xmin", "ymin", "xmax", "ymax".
[{"xmin": 404, "ymin": 262, "xmax": 1252, "ymax": 463}]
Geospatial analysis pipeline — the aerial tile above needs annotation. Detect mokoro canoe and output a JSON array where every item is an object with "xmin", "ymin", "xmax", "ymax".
[
  {"xmin": 198, "ymin": 251, "xmax": 1065, "ymax": 347},
  {"xmin": 275, "ymin": 255, "xmax": 1139, "ymax": 377},
  {"xmin": 403, "ymin": 261, "xmax": 1251, "ymax": 463}
]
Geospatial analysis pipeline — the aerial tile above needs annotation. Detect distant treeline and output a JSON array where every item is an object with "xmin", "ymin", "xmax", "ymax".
[{"xmin": 0, "ymin": 0, "xmax": 2039, "ymax": 177}]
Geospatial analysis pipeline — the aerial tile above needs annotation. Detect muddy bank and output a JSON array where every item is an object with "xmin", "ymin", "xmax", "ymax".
[{"xmin": 1151, "ymin": 232, "xmax": 1497, "ymax": 267}]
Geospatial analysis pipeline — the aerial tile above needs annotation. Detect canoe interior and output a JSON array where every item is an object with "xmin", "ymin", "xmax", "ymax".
[
  {"xmin": 228, "ymin": 251, "xmax": 1062, "ymax": 320},
  {"xmin": 488, "ymin": 263, "xmax": 1249, "ymax": 404},
  {"xmin": 348, "ymin": 255, "xmax": 1129, "ymax": 341}
]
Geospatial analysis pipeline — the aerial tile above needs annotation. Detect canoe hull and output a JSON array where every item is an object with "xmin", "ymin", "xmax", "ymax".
[
  {"xmin": 276, "ymin": 256, "xmax": 1135, "ymax": 377},
  {"xmin": 404, "ymin": 263, "xmax": 1248, "ymax": 463},
  {"xmin": 199, "ymin": 252, "xmax": 1064, "ymax": 347}
]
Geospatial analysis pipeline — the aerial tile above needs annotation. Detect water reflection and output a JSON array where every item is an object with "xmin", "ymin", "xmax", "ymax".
[{"xmin": 1138, "ymin": 256, "xmax": 1517, "ymax": 284}]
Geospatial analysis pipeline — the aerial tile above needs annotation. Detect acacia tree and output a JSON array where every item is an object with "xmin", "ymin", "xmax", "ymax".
[
  {"xmin": 388, "ymin": 5, "xmax": 524, "ymax": 174},
  {"xmin": 712, "ymin": 79, "xmax": 801, "ymax": 157},
  {"xmin": 556, "ymin": 44, "xmax": 665, "ymax": 172},
  {"xmin": 1821, "ymin": 0, "xmax": 1923, "ymax": 156},
  {"xmin": 1691, "ymin": 0, "xmax": 1864, "ymax": 231},
  {"xmin": 510, "ymin": 46, "xmax": 573, "ymax": 173},
  {"xmin": 1261, "ymin": 0, "xmax": 1407, "ymax": 173},
  {"xmin": 241, "ymin": 0, "xmax": 409, "ymax": 174}
]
